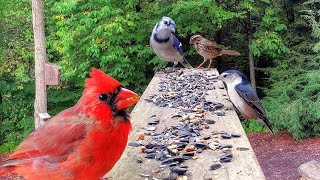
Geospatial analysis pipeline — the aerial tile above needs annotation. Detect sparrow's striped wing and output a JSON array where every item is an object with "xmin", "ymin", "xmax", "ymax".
[{"xmin": 196, "ymin": 39, "xmax": 222, "ymax": 58}]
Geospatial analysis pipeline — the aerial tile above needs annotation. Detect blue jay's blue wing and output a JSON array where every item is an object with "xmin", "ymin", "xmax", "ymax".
[
  {"xmin": 172, "ymin": 34, "xmax": 183, "ymax": 55},
  {"xmin": 234, "ymin": 83, "xmax": 267, "ymax": 116}
]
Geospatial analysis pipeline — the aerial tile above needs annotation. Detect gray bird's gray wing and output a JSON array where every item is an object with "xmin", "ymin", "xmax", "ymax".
[
  {"xmin": 235, "ymin": 83, "xmax": 274, "ymax": 134},
  {"xmin": 234, "ymin": 83, "xmax": 267, "ymax": 116}
]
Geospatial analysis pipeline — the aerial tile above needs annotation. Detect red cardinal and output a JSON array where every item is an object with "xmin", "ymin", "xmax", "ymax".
[{"xmin": 0, "ymin": 68, "xmax": 139, "ymax": 180}]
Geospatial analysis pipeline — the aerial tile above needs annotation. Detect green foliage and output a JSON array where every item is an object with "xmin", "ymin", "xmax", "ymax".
[
  {"xmin": 0, "ymin": 0, "xmax": 35, "ymax": 152},
  {"xmin": 251, "ymin": 8, "xmax": 289, "ymax": 57},
  {"xmin": 0, "ymin": 77, "xmax": 34, "ymax": 152},
  {"xmin": 264, "ymin": 0, "xmax": 320, "ymax": 139},
  {"xmin": 169, "ymin": 0, "xmax": 237, "ymax": 35},
  {"xmin": 0, "ymin": 0, "xmax": 320, "ymax": 153},
  {"xmin": 242, "ymin": 120, "xmax": 267, "ymax": 133},
  {"xmin": 46, "ymin": 0, "xmax": 158, "ymax": 93}
]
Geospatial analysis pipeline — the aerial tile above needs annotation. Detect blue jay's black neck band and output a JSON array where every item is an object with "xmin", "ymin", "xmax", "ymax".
[{"xmin": 153, "ymin": 33, "xmax": 170, "ymax": 43}]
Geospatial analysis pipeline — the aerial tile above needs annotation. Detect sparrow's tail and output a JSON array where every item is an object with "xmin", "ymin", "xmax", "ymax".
[
  {"xmin": 260, "ymin": 116, "xmax": 274, "ymax": 134},
  {"xmin": 221, "ymin": 49, "xmax": 240, "ymax": 56},
  {"xmin": 180, "ymin": 57, "xmax": 193, "ymax": 68}
]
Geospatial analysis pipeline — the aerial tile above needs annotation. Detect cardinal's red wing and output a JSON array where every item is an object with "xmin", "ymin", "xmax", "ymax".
[{"xmin": 1, "ymin": 113, "xmax": 92, "ymax": 167}]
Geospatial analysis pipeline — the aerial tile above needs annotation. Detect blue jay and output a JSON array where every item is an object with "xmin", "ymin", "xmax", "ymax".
[
  {"xmin": 218, "ymin": 70, "xmax": 274, "ymax": 133},
  {"xmin": 150, "ymin": 16, "xmax": 192, "ymax": 68}
]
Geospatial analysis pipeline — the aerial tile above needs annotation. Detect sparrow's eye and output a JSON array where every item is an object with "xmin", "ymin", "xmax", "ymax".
[{"xmin": 99, "ymin": 93, "xmax": 111, "ymax": 102}]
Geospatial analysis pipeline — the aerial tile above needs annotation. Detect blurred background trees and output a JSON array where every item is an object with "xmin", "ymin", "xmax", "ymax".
[{"xmin": 0, "ymin": 0, "xmax": 319, "ymax": 151}]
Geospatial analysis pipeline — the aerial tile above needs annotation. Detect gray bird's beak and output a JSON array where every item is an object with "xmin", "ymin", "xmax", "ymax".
[{"xmin": 210, "ymin": 76, "xmax": 219, "ymax": 80}]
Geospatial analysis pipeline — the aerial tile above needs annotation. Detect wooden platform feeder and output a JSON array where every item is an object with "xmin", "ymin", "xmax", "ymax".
[{"xmin": 108, "ymin": 68, "xmax": 266, "ymax": 180}]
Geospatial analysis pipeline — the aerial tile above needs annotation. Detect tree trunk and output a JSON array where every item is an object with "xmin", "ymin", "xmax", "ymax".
[
  {"xmin": 32, "ymin": 0, "xmax": 47, "ymax": 129},
  {"xmin": 248, "ymin": 33, "xmax": 256, "ymax": 91},
  {"xmin": 247, "ymin": 10, "xmax": 256, "ymax": 91}
]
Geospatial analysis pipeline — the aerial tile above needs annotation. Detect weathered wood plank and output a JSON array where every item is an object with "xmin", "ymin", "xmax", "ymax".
[{"xmin": 108, "ymin": 68, "xmax": 265, "ymax": 180}]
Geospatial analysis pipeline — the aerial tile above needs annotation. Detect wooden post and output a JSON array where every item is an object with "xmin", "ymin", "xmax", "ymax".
[{"xmin": 32, "ymin": 0, "xmax": 47, "ymax": 129}]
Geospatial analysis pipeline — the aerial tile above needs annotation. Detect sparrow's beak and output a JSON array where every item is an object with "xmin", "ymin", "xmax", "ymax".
[{"xmin": 115, "ymin": 88, "xmax": 140, "ymax": 111}]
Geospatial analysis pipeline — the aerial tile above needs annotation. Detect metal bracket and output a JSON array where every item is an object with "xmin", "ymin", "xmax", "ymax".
[{"xmin": 38, "ymin": 112, "xmax": 51, "ymax": 121}]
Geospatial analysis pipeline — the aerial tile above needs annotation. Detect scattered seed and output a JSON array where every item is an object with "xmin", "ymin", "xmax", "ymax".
[
  {"xmin": 171, "ymin": 167, "xmax": 187, "ymax": 175},
  {"xmin": 139, "ymin": 173, "xmax": 150, "ymax": 177},
  {"xmin": 182, "ymin": 152, "xmax": 195, "ymax": 157},
  {"xmin": 219, "ymin": 156, "xmax": 232, "ymax": 163},
  {"xmin": 231, "ymin": 134, "xmax": 241, "ymax": 138},
  {"xmin": 128, "ymin": 141, "xmax": 140, "ymax": 147},
  {"xmin": 145, "ymin": 153, "xmax": 157, "ymax": 159},
  {"xmin": 236, "ymin": 147, "xmax": 250, "ymax": 151},
  {"xmin": 210, "ymin": 164, "xmax": 222, "ymax": 170},
  {"xmin": 145, "ymin": 126, "xmax": 156, "ymax": 131},
  {"xmin": 140, "ymin": 146, "xmax": 146, "ymax": 153},
  {"xmin": 192, "ymin": 155, "xmax": 198, "ymax": 160},
  {"xmin": 136, "ymin": 155, "xmax": 143, "ymax": 163},
  {"xmin": 194, "ymin": 142, "xmax": 208, "ymax": 149},
  {"xmin": 154, "ymin": 168, "xmax": 161, "ymax": 173},
  {"xmin": 220, "ymin": 144, "xmax": 233, "ymax": 149},
  {"xmin": 205, "ymin": 119, "xmax": 216, "ymax": 124},
  {"xmin": 136, "ymin": 132, "xmax": 145, "ymax": 140},
  {"xmin": 216, "ymin": 111, "xmax": 225, "ymax": 116},
  {"xmin": 221, "ymin": 133, "xmax": 231, "ymax": 139}
]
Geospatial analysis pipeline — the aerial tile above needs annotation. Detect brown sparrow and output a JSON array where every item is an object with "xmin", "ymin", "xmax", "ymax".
[{"xmin": 190, "ymin": 35, "xmax": 240, "ymax": 69}]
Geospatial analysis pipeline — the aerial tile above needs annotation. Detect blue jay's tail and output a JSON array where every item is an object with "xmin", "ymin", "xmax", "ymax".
[
  {"xmin": 260, "ymin": 116, "xmax": 274, "ymax": 134},
  {"xmin": 180, "ymin": 57, "xmax": 193, "ymax": 68}
]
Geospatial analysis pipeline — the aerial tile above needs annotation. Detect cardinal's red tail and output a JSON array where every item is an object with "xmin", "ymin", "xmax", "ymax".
[{"xmin": 221, "ymin": 49, "xmax": 240, "ymax": 56}]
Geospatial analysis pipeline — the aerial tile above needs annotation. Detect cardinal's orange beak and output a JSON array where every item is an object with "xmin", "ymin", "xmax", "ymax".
[{"xmin": 115, "ymin": 88, "xmax": 140, "ymax": 111}]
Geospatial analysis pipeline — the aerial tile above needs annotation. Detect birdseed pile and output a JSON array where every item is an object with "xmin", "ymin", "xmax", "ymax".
[{"xmin": 128, "ymin": 69, "xmax": 248, "ymax": 180}]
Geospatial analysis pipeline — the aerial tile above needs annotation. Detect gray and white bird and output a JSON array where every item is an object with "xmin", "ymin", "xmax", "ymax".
[
  {"xmin": 218, "ymin": 70, "xmax": 274, "ymax": 133},
  {"xmin": 150, "ymin": 16, "xmax": 192, "ymax": 68}
]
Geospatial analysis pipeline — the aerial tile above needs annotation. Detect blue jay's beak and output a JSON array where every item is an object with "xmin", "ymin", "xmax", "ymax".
[{"xmin": 169, "ymin": 25, "xmax": 175, "ymax": 33}]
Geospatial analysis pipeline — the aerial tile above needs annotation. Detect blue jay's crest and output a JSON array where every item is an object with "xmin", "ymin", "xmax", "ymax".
[{"xmin": 153, "ymin": 16, "xmax": 176, "ymax": 33}]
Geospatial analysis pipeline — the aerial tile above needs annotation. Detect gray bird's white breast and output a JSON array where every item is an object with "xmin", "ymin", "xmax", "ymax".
[{"xmin": 226, "ymin": 83, "xmax": 258, "ymax": 119}]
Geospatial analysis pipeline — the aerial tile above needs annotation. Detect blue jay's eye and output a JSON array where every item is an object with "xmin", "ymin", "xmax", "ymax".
[
  {"xmin": 163, "ymin": 21, "xmax": 168, "ymax": 25},
  {"xmin": 223, "ymin": 75, "xmax": 227, "ymax": 78}
]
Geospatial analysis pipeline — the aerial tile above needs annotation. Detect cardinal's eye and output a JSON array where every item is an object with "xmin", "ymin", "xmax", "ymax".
[{"xmin": 99, "ymin": 94, "xmax": 111, "ymax": 102}]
